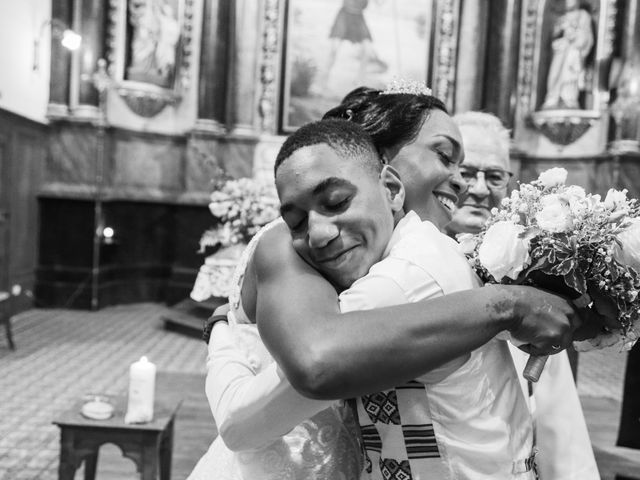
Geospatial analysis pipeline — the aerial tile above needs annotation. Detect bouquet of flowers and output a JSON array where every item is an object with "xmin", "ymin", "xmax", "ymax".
[
  {"xmin": 458, "ymin": 167, "xmax": 640, "ymax": 380},
  {"xmin": 198, "ymin": 177, "xmax": 280, "ymax": 252},
  {"xmin": 191, "ymin": 176, "xmax": 279, "ymax": 300}
]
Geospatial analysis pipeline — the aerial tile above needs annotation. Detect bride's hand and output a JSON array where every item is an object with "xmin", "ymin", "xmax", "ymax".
[{"xmin": 213, "ymin": 303, "xmax": 231, "ymax": 317}]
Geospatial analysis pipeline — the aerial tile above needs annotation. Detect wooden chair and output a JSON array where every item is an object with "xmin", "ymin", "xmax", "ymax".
[{"xmin": 0, "ymin": 291, "xmax": 15, "ymax": 350}]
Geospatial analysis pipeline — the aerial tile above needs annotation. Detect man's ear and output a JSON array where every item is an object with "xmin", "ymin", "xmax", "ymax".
[{"xmin": 380, "ymin": 165, "xmax": 405, "ymax": 212}]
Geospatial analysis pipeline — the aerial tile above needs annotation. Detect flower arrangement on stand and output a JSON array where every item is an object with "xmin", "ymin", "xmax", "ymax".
[
  {"xmin": 190, "ymin": 176, "xmax": 280, "ymax": 301},
  {"xmin": 459, "ymin": 167, "xmax": 640, "ymax": 381}
]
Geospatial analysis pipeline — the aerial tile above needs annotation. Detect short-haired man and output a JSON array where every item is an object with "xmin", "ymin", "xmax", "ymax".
[
  {"xmin": 195, "ymin": 118, "xmax": 589, "ymax": 480},
  {"xmin": 276, "ymin": 118, "xmax": 540, "ymax": 478},
  {"xmin": 448, "ymin": 111, "xmax": 600, "ymax": 480}
]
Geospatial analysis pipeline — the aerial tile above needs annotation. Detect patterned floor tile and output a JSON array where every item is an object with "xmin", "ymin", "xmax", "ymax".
[
  {"xmin": 0, "ymin": 302, "xmax": 635, "ymax": 479},
  {"xmin": 0, "ymin": 303, "xmax": 206, "ymax": 478}
]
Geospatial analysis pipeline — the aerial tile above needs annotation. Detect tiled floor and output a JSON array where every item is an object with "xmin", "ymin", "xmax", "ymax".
[
  {"xmin": 0, "ymin": 304, "xmax": 207, "ymax": 480},
  {"xmin": 0, "ymin": 303, "xmax": 639, "ymax": 479}
]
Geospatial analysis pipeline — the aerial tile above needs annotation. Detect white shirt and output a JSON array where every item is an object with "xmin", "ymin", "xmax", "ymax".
[
  {"xmin": 204, "ymin": 212, "xmax": 599, "ymax": 479},
  {"xmin": 340, "ymin": 212, "xmax": 535, "ymax": 479},
  {"xmin": 509, "ymin": 347, "xmax": 600, "ymax": 480}
]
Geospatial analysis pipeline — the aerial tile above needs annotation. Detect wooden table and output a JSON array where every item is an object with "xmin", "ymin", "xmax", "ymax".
[{"xmin": 53, "ymin": 396, "xmax": 182, "ymax": 480}]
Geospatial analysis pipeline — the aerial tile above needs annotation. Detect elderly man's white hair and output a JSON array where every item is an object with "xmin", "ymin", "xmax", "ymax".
[{"xmin": 452, "ymin": 111, "xmax": 511, "ymax": 164}]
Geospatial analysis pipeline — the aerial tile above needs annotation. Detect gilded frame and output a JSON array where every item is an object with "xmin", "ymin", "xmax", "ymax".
[
  {"xmin": 279, "ymin": 0, "xmax": 435, "ymax": 133},
  {"xmin": 106, "ymin": 0, "xmax": 195, "ymax": 117}
]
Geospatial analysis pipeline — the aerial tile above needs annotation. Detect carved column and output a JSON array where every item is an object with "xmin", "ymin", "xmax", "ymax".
[
  {"xmin": 74, "ymin": 0, "xmax": 107, "ymax": 118},
  {"xmin": 48, "ymin": 0, "xmax": 74, "ymax": 117},
  {"xmin": 195, "ymin": 0, "xmax": 232, "ymax": 133},
  {"xmin": 482, "ymin": 0, "xmax": 521, "ymax": 126},
  {"xmin": 619, "ymin": 0, "xmax": 640, "ymax": 141},
  {"xmin": 622, "ymin": 0, "xmax": 640, "ymax": 62},
  {"xmin": 455, "ymin": 0, "xmax": 489, "ymax": 112},
  {"xmin": 227, "ymin": 0, "xmax": 262, "ymax": 134},
  {"xmin": 431, "ymin": 0, "xmax": 461, "ymax": 112}
]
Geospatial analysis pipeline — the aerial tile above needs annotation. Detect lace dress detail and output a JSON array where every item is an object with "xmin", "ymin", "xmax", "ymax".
[{"xmin": 188, "ymin": 219, "xmax": 364, "ymax": 480}]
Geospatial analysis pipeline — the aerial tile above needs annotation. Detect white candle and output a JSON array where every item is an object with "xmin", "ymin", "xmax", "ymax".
[{"xmin": 124, "ymin": 356, "xmax": 156, "ymax": 424}]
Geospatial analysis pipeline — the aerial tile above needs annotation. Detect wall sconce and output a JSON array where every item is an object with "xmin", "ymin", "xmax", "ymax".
[{"xmin": 33, "ymin": 18, "xmax": 82, "ymax": 71}]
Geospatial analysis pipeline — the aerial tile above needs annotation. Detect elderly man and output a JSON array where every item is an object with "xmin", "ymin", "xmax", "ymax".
[{"xmin": 448, "ymin": 111, "xmax": 600, "ymax": 480}]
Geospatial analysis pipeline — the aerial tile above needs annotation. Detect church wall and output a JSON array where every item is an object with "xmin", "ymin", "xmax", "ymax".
[
  {"xmin": 0, "ymin": 108, "xmax": 48, "ymax": 304},
  {"xmin": 6, "ymin": 0, "xmax": 637, "ymax": 308},
  {"xmin": 0, "ymin": 0, "xmax": 52, "ymax": 123}
]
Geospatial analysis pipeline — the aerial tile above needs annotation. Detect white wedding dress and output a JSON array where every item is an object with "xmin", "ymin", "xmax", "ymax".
[{"xmin": 187, "ymin": 219, "xmax": 364, "ymax": 480}]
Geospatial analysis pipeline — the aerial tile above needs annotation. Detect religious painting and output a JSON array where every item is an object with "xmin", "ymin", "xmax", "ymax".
[
  {"xmin": 513, "ymin": 0, "xmax": 615, "ymax": 157},
  {"xmin": 123, "ymin": 0, "xmax": 183, "ymax": 89},
  {"xmin": 107, "ymin": 0, "xmax": 196, "ymax": 117},
  {"xmin": 281, "ymin": 0, "xmax": 433, "ymax": 132},
  {"xmin": 536, "ymin": 0, "xmax": 599, "ymax": 111}
]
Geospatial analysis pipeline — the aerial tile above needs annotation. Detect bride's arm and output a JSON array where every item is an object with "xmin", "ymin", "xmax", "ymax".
[
  {"xmin": 205, "ymin": 320, "xmax": 334, "ymax": 451},
  {"xmin": 255, "ymin": 224, "xmax": 580, "ymax": 400}
]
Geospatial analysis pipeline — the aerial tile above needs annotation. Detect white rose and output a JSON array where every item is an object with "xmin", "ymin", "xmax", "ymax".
[
  {"xmin": 562, "ymin": 185, "xmax": 586, "ymax": 202},
  {"xmin": 604, "ymin": 188, "xmax": 629, "ymax": 211},
  {"xmin": 613, "ymin": 217, "xmax": 640, "ymax": 272},
  {"xmin": 535, "ymin": 194, "xmax": 574, "ymax": 232},
  {"xmin": 561, "ymin": 185, "xmax": 587, "ymax": 218},
  {"xmin": 456, "ymin": 233, "xmax": 478, "ymax": 256},
  {"xmin": 218, "ymin": 223, "xmax": 235, "ymax": 246},
  {"xmin": 478, "ymin": 220, "xmax": 531, "ymax": 281},
  {"xmin": 209, "ymin": 200, "xmax": 233, "ymax": 218},
  {"xmin": 537, "ymin": 167, "xmax": 568, "ymax": 188}
]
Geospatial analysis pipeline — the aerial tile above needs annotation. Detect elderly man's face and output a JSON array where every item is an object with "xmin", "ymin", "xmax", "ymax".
[{"xmin": 446, "ymin": 125, "xmax": 511, "ymax": 235}]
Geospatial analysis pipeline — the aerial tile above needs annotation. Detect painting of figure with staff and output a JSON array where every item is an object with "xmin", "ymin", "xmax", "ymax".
[{"xmin": 282, "ymin": 0, "xmax": 431, "ymax": 131}]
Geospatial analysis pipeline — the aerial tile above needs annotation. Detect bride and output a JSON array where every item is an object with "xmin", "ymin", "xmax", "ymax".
[{"xmin": 188, "ymin": 87, "xmax": 595, "ymax": 479}]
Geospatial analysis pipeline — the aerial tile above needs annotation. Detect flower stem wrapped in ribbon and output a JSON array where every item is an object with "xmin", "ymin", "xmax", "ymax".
[{"xmin": 459, "ymin": 167, "xmax": 640, "ymax": 381}]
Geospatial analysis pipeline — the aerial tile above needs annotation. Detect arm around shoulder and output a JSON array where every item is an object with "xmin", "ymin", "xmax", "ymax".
[{"xmin": 254, "ymin": 225, "xmax": 526, "ymax": 399}]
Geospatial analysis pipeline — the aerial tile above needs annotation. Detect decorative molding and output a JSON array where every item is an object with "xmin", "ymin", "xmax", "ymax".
[
  {"xmin": 529, "ymin": 110, "xmax": 600, "ymax": 146},
  {"xmin": 192, "ymin": 118, "xmax": 227, "ymax": 136},
  {"xmin": 432, "ymin": 0, "xmax": 459, "ymax": 110},
  {"xmin": 516, "ymin": 0, "xmax": 540, "ymax": 114},
  {"xmin": 178, "ymin": 0, "xmax": 196, "ymax": 91},
  {"xmin": 600, "ymin": 0, "xmax": 618, "ymax": 59},
  {"xmin": 47, "ymin": 103, "xmax": 71, "ymax": 119},
  {"xmin": 609, "ymin": 139, "xmax": 640, "ymax": 154},
  {"xmin": 106, "ymin": 0, "xmax": 120, "ymax": 74},
  {"xmin": 258, "ymin": 0, "xmax": 281, "ymax": 133},
  {"xmin": 115, "ymin": 85, "xmax": 180, "ymax": 117}
]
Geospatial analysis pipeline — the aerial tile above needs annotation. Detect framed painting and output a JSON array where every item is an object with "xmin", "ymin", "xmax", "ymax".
[
  {"xmin": 281, "ymin": 0, "xmax": 433, "ymax": 132},
  {"xmin": 514, "ymin": 0, "xmax": 617, "ymax": 156},
  {"xmin": 107, "ymin": 0, "xmax": 195, "ymax": 117},
  {"xmin": 536, "ymin": 0, "xmax": 599, "ymax": 112}
]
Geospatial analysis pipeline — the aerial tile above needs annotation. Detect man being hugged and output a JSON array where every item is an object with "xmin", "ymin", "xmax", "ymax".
[{"xmin": 275, "ymin": 118, "xmax": 537, "ymax": 478}]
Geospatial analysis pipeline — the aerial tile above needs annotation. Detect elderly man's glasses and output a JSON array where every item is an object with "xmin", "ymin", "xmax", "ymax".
[{"xmin": 460, "ymin": 166, "xmax": 512, "ymax": 189}]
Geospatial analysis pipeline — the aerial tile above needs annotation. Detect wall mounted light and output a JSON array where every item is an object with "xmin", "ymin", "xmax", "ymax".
[{"xmin": 33, "ymin": 18, "xmax": 82, "ymax": 71}]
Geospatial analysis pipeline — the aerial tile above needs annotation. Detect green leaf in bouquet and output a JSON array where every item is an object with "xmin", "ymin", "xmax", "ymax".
[
  {"xmin": 527, "ymin": 270, "xmax": 583, "ymax": 300},
  {"xmin": 525, "ymin": 253, "xmax": 552, "ymax": 274},
  {"xmin": 545, "ymin": 248, "xmax": 557, "ymax": 264},
  {"xmin": 609, "ymin": 265, "xmax": 620, "ymax": 282},
  {"xmin": 564, "ymin": 268, "xmax": 587, "ymax": 295},
  {"xmin": 556, "ymin": 257, "xmax": 578, "ymax": 276}
]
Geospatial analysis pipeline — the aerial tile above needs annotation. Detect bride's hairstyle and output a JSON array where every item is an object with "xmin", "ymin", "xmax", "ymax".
[{"xmin": 323, "ymin": 86, "xmax": 448, "ymax": 157}]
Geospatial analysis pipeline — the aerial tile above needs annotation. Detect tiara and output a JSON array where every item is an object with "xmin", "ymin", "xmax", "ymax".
[{"xmin": 381, "ymin": 77, "xmax": 433, "ymax": 96}]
